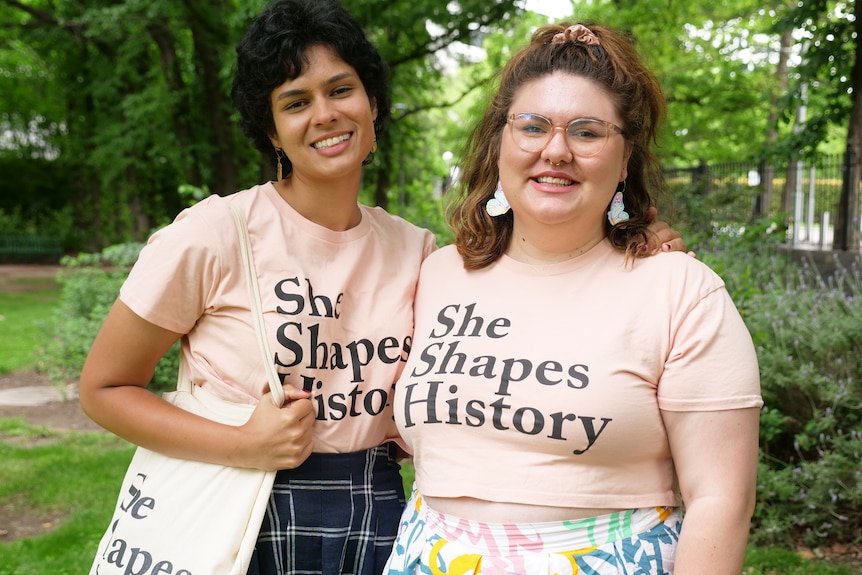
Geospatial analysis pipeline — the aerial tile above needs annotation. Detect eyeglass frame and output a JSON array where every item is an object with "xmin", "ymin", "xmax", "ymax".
[{"xmin": 506, "ymin": 113, "xmax": 625, "ymax": 157}]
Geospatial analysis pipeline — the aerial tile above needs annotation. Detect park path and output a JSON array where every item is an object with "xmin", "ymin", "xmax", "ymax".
[{"xmin": 0, "ymin": 264, "xmax": 94, "ymax": 426}]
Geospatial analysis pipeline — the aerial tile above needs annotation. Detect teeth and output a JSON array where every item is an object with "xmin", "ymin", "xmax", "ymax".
[
  {"xmin": 313, "ymin": 134, "xmax": 351, "ymax": 149},
  {"xmin": 536, "ymin": 176, "xmax": 573, "ymax": 185}
]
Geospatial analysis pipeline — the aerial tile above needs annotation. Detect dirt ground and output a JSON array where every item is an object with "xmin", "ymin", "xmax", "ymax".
[
  {"xmin": 0, "ymin": 263, "xmax": 63, "ymax": 293},
  {"xmin": 0, "ymin": 370, "xmax": 105, "ymax": 433}
]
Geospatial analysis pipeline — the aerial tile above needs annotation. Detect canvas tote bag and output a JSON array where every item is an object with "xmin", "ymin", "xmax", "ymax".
[{"xmin": 90, "ymin": 203, "xmax": 285, "ymax": 575}]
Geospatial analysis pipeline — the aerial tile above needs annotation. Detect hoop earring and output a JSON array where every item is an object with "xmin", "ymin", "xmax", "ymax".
[{"xmin": 607, "ymin": 181, "xmax": 630, "ymax": 225}]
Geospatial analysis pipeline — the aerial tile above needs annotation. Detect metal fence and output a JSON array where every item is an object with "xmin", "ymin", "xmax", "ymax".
[{"xmin": 663, "ymin": 154, "xmax": 856, "ymax": 250}]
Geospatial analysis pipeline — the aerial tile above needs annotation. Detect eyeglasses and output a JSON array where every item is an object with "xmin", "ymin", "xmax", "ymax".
[{"xmin": 507, "ymin": 113, "xmax": 624, "ymax": 157}]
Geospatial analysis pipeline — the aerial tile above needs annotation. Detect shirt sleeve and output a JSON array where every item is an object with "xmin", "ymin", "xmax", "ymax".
[
  {"xmin": 120, "ymin": 198, "xmax": 228, "ymax": 334},
  {"xmin": 658, "ymin": 283, "xmax": 763, "ymax": 412}
]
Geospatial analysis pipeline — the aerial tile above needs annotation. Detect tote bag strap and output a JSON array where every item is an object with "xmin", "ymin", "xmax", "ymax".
[{"xmin": 230, "ymin": 202, "xmax": 286, "ymax": 407}]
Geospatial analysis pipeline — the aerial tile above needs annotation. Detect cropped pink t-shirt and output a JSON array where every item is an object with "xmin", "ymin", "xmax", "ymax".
[
  {"xmin": 394, "ymin": 241, "xmax": 762, "ymax": 509},
  {"xmin": 121, "ymin": 183, "xmax": 437, "ymax": 453}
]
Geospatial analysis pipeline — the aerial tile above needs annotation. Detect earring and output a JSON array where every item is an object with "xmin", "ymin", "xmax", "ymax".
[
  {"xmin": 275, "ymin": 148, "xmax": 284, "ymax": 181},
  {"xmin": 607, "ymin": 182, "xmax": 630, "ymax": 225},
  {"xmin": 485, "ymin": 182, "xmax": 511, "ymax": 216},
  {"xmin": 363, "ymin": 134, "xmax": 378, "ymax": 166}
]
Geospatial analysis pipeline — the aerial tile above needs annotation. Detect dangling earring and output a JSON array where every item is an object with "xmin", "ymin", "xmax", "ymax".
[
  {"xmin": 275, "ymin": 148, "xmax": 284, "ymax": 181},
  {"xmin": 607, "ymin": 181, "xmax": 630, "ymax": 225},
  {"xmin": 363, "ymin": 134, "xmax": 377, "ymax": 166},
  {"xmin": 485, "ymin": 182, "xmax": 511, "ymax": 216}
]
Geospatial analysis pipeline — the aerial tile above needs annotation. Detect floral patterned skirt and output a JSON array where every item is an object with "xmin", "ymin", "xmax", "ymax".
[{"xmin": 384, "ymin": 487, "xmax": 682, "ymax": 575}]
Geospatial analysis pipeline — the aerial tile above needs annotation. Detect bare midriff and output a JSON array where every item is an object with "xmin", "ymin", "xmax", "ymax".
[{"xmin": 423, "ymin": 495, "xmax": 625, "ymax": 524}]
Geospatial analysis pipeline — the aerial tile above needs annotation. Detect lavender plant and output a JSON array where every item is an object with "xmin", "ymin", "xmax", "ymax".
[
  {"xmin": 699, "ymin": 225, "xmax": 861, "ymax": 547},
  {"xmin": 747, "ymin": 255, "xmax": 862, "ymax": 546}
]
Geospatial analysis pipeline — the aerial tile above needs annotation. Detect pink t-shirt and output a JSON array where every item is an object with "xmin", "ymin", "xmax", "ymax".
[
  {"xmin": 121, "ymin": 183, "xmax": 437, "ymax": 453},
  {"xmin": 395, "ymin": 241, "xmax": 762, "ymax": 509}
]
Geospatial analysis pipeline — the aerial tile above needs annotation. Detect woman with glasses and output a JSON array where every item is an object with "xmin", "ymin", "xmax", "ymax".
[{"xmin": 385, "ymin": 22, "xmax": 762, "ymax": 575}]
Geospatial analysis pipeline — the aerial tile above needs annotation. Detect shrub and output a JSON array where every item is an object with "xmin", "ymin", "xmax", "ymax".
[
  {"xmin": 42, "ymin": 244, "xmax": 179, "ymax": 394},
  {"xmin": 696, "ymin": 228, "xmax": 862, "ymax": 547},
  {"xmin": 746, "ymin": 256, "xmax": 862, "ymax": 547}
]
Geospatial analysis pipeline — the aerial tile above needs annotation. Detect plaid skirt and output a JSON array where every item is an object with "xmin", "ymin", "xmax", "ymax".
[
  {"xmin": 384, "ymin": 488, "xmax": 682, "ymax": 575},
  {"xmin": 247, "ymin": 443, "xmax": 405, "ymax": 575}
]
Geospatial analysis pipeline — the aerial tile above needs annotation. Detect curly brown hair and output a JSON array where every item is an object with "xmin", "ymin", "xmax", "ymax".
[
  {"xmin": 231, "ymin": 0, "xmax": 389, "ymax": 178},
  {"xmin": 447, "ymin": 22, "xmax": 667, "ymax": 270}
]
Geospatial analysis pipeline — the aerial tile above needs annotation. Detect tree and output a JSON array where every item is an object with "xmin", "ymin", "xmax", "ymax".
[
  {"xmin": 841, "ymin": 3, "xmax": 862, "ymax": 250},
  {"xmin": 4, "ymin": 0, "xmax": 858, "ymax": 249},
  {"xmin": 0, "ymin": 0, "xmax": 524, "ymax": 247},
  {"xmin": 778, "ymin": 0, "xmax": 861, "ymax": 251},
  {"xmin": 566, "ymin": 0, "xmax": 780, "ymax": 166},
  {"xmin": 346, "ymin": 0, "xmax": 522, "ymax": 210},
  {"xmin": 0, "ymin": 0, "xmax": 251, "ymax": 248}
]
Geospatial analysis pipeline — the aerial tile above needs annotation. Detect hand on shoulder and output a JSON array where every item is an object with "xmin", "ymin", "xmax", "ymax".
[{"xmin": 645, "ymin": 207, "xmax": 696, "ymax": 258}]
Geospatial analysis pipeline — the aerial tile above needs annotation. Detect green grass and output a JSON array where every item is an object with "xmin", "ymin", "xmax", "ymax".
[
  {"xmin": 0, "ymin": 419, "xmax": 134, "ymax": 574},
  {"xmin": 0, "ymin": 290, "xmax": 60, "ymax": 374},
  {"xmin": 0, "ymin": 417, "xmax": 409, "ymax": 575},
  {"xmin": 743, "ymin": 546, "xmax": 855, "ymax": 574}
]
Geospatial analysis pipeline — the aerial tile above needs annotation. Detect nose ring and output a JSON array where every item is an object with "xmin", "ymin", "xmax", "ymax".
[{"xmin": 547, "ymin": 159, "xmax": 563, "ymax": 167}]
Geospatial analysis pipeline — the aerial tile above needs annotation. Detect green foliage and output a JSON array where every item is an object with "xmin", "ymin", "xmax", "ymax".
[
  {"xmin": 4, "ymin": 0, "xmax": 853, "ymax": 247},
  {"xmin": 389, "ymin": 186, "xmax": 453, "ymax": 248},
  {"xmin": 400, "ymin": 462, "xmax": 415, "ymax": 497},
  {"xmin": 747, "ymin": 256, "xmax": 862, "ymax": 547},
  {"xmin": 43, "ymin": 243, "xmax": 180, "ymax": 393},
  {"xmin": 177, "ymin": 183, "xmax": 210, "ymax": 207},
  {"xmin": 1, "ymin": 0, "xmax": 528, "ymax": 249},
  {"xmin": 1, "ymin": 0, "xmax": 242, "ymax": 249},
  {"xmin": 576, "ymin": 0, "xmax": 780, "ymax": 165},
  {"xmin": 694, "ymin": 229, "xmax": 862, "ymax": 548},
  {"xmin": 695, "ymin": 216, "xmax": 791, "ymax": 305},
  {"xmin": 775, "ymin": 0, "xmax": 857, "ymax": 158},
  {"xmin": 0, "ymin": 206, "xmax": 80, "ymax": 256}
]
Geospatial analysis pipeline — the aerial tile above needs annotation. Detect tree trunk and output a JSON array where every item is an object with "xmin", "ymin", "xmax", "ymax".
[
  {"xmin": 147, "ymin": 21, "xmax": 204, "ymax": 190},
  {"xmin": 834, "ymin": 5, "xmax": 862, "ymax": 251},
  {"xmin": 186, "ymin": 0, "xmax": 238, "ymax": 197},
  {"xmin": 760, "ymin": 29, "xmax": 792, "ymax": 217}
]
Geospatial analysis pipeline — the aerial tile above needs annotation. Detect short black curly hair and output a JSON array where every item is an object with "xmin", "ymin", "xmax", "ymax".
[{"xmin": 231, "ymin": 0, "xmax": 390, "ymax": 178}]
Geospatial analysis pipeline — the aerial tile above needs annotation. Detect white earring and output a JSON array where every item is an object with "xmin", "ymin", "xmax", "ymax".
[
  {"xmin": 607, "ymin": 183, "xmax": 629, "ymax": 225},
  {"xmin": 485, "ymin": 182, "xmax": 511, "ymax": 216}
]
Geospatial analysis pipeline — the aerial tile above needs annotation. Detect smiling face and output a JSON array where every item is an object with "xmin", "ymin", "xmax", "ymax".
[
  {"xmin": 498, "ymin": 72, "xmax": 630, "ymax": 249},
  {"xmin": 268, "ymin": 44, "xmax": 377, "ymax": 184}
]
